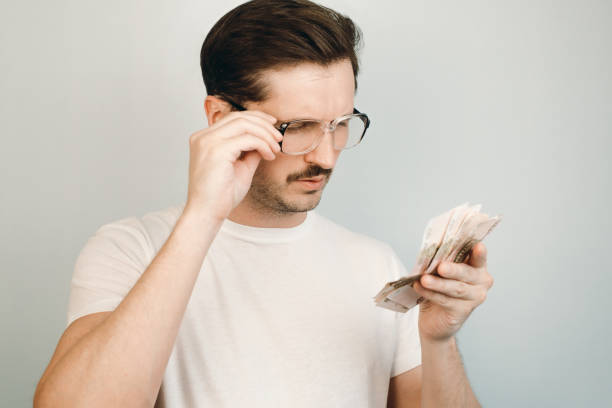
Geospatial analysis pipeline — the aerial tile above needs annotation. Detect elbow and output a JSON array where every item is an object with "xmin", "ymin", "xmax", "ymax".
[
  {"xmin": 33, "ymin": 377, "xmax": 54, "ymax": 408},
  {"xmin": 33, "ymin": 378, "xmax": 154, "ymax": 408},
  {"xmin": 34, "ymin": 376, "xmax": 72, "ymax": 408}
]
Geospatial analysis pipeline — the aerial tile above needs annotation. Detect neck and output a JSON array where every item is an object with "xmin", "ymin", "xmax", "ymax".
[{"xmin": 227, "ymin": 200, "xmax": 308, "ymax": 228}]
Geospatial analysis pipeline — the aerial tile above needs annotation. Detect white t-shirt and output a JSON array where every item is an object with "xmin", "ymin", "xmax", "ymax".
[{"xmin": 67, "ymin": 203, "xmax": 422, "ymax": 407}]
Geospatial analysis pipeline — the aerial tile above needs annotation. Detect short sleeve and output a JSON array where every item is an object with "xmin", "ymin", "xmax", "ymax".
[
  {"xmin": 387, "ymin": 247, "xmax": 422, "ymax": 377},
  {"xmin": 66, "ymin": 216, "xmax": 154, "ymax": 328}
]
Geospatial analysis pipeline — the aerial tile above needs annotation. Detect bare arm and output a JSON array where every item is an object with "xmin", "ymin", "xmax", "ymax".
[
  {"xmin": 409, "ymin": 243, "xmax": 493, "ymax": 407},
  {"xmin": 34, "ymin": 104, "xmax": 284, "ymax": 407},
  {"xmin": 386, "ymin": 337, "xmax": 479, "ymax": 408},
  {"xmin": 421, "ymin": 336, "xmax": 480, "ymax": 407},
  {"xmin": 387, "ymin": 365, "xmax": 422, "ymax": 408},
  {"xmin": 34, "ymin": 210, "xmax": 222, "ymax": 407}
]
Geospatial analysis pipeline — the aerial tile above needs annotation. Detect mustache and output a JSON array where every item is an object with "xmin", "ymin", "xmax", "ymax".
[{"xmin": 290, "ymin": 167, "xmax": 332, "ymax": 182}]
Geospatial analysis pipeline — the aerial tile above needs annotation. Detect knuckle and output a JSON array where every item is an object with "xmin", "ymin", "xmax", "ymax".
[
  {"xmin": 453, "ymin": 283, "xmax": 467, "ymax": 298},
  {"xmin": 448, "ymin": 263, "xmax": 462, "ymax": 276},
  {"xmin": 237, "ymin": 117, "xmax": 252, "ymax": 129},
  {"xmin": 207, "ymin": 142, "xmax": 223, "ymax": 157},
  {"xmin": 195, "ymin": 132, "xmax": 210, "ymax": 146},
  {"xmin": 200, "ymin": 139, "xmax": 214, "ymax": 154},
  {"xmin": 462, "ymin": 304, "xmax": 475, "ymax": 318},
  {"xmin": 189, "ymin": 132, "xmax": 200, "ymax": 145},
  {"xmin": 259, "ymin": 139, "xmax": 270, "ymax": 150},
  {"xmin": 260, "ymin": 142, "xmax": 274, "ymax": 157},
  {"xmin": 437, "ymin": 294, "xmax": 449, "ymax": 307},
  {"xmin": 446, "ymin": 314, "xmax": 461, "ymax": 326},
  {"xmin": 438, "ymin": 263, "xmax": 451, "ymax": 276}
]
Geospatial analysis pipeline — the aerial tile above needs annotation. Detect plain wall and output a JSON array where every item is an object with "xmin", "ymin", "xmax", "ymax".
[{"xmin": 2, "ymin": 0, "xmax": 610, "ymax": 406}]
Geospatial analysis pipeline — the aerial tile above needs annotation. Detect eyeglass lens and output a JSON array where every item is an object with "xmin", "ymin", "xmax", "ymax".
[{"xmin": 281, "ymin": 116, "xmax": 366, "ymax": 154}]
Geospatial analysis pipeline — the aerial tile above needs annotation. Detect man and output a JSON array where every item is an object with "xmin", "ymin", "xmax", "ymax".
[{"xmin": 34, "ymin": 0, "xmax": 492, "ymax": 406}]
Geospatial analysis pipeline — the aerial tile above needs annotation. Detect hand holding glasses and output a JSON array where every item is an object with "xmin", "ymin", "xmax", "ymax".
[{"xmin": 219, "ymin": 96, "xmax": 371, "ymax": 155}]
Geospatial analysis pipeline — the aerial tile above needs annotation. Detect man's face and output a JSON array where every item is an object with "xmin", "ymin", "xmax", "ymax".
[{"xmin": 243, "ymin": 59, "xmax": 356, "ymax": 215}]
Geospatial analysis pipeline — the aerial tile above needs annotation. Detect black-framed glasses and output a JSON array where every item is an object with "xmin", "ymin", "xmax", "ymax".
[{"xmin": 218, "ymin": 96, "xmax": 371, "ymax": 155}]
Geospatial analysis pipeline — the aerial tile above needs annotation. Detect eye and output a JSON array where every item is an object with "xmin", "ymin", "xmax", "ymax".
[
  {"xmin": 288, "ymin": 122, "xmax": 307, "ymax": 130},
  {"xmin": 286, "ymin": 121, "xmax": 319, "ymax": 133}
]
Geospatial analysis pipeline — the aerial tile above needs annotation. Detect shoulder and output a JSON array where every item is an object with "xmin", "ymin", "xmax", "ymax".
[
  {"xmin": 84, "ymin": 203, "xmax": 185, "ymax": 263},
  {"xmin": 98, "ymin": 202, "xmax": 183, "ymax": 238}
]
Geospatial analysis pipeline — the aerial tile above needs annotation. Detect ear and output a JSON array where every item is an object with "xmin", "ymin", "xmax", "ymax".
[{"xmin": 204, "ymin": 95, "xmax": 232, "ymax": 127}]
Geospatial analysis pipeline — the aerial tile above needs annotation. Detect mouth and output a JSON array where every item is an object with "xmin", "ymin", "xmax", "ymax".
[
  {"xmin": 295, "ymin": 175, "xmax": 325, "ymax": 189},
  {"xmin": 297, "ymin": 176, "xmax": 325, "ymax": 182}
]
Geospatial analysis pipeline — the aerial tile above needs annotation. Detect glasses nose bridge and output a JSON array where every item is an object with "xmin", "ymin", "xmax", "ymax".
[
  {"xmin": 313, "ymin": 120, "xmax": 340, "ymax": 151},
  {"xmin": 319, "ymin": 119, "xmax": 338, "ymax": 135}
]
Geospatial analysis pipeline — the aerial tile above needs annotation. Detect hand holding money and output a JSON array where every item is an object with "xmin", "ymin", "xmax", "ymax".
[
  {"xmin": 373, "ymin": 203, "xmax": 501, "ymax": 313},
  {"xmin": 414, "ymin": 241, "xmax": 493, "ymax": 342}
]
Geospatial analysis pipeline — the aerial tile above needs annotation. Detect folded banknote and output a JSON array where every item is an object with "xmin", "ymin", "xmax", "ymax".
[{"xmin": 373, "ymin": 203, "xmax": 502, "ymax": 312}]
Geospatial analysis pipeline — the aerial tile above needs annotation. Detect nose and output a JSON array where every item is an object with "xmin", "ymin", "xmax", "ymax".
[{"xmin": 303, "ymin": 128, "xmax": 340, "ymax": 170}]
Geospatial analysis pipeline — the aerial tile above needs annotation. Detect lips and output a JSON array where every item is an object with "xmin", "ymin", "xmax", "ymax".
[
  {"xmin": 297, "ymin": 176, "xmax": 324, "ymax": 182},
  {"xmin": 295, "ymin": 176, "xmax": 325, "ymax": 190}
]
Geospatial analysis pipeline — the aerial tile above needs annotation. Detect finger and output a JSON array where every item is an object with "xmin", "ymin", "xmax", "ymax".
[
  {"xmin": 419, "ymin": 274, "xmax": 479, "ymax": 300},
  {"xmin": 217, "ymin": 117, "xmax": 282, "ymax": 151},
  {"xmin": 437, "ymin": 262, "xmax": 480, "ymax": 285},
  {"xmin": 225, "ymin": 134, "xmax": 278, "ymax": 161},
  {"xmin": 211, "ymin": 112, "xmax": 283, "ymax": 142},
  {"xmin": 468, "ymin": 242, "xmax": 487, "ymax": 269},
  {"xmin": 240, "ymin": 109, "xmax": 278, "ymax": 124},
  {"xmin": 233, "ymin": 150, "xmax": 264, "ymax": 180},
  {"xmin": 413, "ymin": 281, "xmax": 463, "ymax": 308},
  {"xmin": 221, "ymin": 114, "xmax": 282, "ymax": 140},
  {"xmin": 227, "ymin": 110, "xmax": 282, "ymax": 133},
  {"xmin": 211, "ymin": 108, "xmax": 277, "ymax": 127}
]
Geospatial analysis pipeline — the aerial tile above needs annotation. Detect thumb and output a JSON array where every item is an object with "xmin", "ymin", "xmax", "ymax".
[
  {"xmin": 468, "ymin": 242, "xmax": 488, "ymax": 268},
  {"xmin": 234, "ymin": 150, "xmax": 262, "ymax": 183},
  {"xmin": 241, "ymin": 150, "xmax": 262, "ymax": 173}
]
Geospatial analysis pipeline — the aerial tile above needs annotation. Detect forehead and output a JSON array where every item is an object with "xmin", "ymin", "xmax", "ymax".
[{"xmin": 257, "ymin": 59, "xmax": 355, "ymax": 121}]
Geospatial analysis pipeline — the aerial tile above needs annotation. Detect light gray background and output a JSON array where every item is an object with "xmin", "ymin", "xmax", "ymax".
[{"xmin": 2, "ymin": 0, "xmax": 610, "ymax": 406}]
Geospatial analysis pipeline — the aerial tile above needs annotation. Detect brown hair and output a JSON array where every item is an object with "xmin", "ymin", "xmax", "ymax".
[{"xmin": 200, "ymin": 0, "xmax": 362, "ymax": 106}]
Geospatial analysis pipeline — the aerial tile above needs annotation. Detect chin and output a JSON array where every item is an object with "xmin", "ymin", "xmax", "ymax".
[{"xmin": 279, "ymin": 191, "xmax": 323, "ymax": 212}]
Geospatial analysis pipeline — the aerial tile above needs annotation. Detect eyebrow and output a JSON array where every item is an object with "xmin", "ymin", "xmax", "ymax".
[{"xmin": 277, "ymin": 109, "xmax": 355, "ymax": 124}]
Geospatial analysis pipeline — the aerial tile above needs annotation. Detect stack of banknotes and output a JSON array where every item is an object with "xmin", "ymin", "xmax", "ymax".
[{"xmin": 373, "ymin": 202, "xmax": 502, "ymax": 313}]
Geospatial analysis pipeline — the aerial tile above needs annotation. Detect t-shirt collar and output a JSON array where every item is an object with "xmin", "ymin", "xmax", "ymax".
[{"xmin": 219, "ymin": 211, "xmax": 315, "ymax": 243}]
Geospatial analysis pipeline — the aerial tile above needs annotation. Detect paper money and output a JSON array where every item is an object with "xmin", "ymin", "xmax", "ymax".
[{"xmin": 373, "ymin": 203, "xmax": 502, "ymax": 312}]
